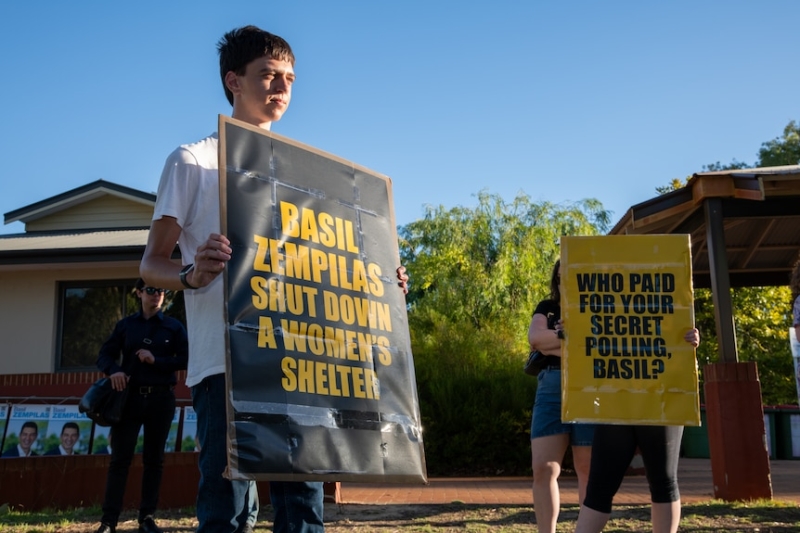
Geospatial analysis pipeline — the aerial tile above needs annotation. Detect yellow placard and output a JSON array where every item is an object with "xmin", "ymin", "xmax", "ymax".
[{"xmin": 560, "ymin": 235, "xmax": 700, "ymax": 426}]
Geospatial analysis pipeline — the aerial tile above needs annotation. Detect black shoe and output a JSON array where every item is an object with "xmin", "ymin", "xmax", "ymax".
[
  {"xmin": 95, "ymin": 524, "xmax": 116, "ymax": 533},
  {"xmin": 138, "ymin": 516, "xmax": 163, "ymax": 533}
]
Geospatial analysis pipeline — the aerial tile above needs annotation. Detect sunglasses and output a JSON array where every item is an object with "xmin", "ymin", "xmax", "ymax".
[{"xmin": 143, "ymin": 287, "xmax": 166, "ymax": 295}]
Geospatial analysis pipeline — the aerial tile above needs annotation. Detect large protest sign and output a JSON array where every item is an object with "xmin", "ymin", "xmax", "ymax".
[
  {"xmin": 561, "ymin": 235, "xmax": 700, "ymax": 426},
  {"xmin": 219, "ymin": 115, "xmax": 426, "ymax": 482}
]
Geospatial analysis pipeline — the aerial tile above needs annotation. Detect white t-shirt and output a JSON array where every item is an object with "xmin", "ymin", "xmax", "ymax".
[{"xmin": 153, "ymin": 133, "xmax": 226, "ymax": 388}]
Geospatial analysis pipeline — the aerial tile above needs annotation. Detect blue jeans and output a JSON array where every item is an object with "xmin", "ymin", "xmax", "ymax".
[
  {"xmin": 270, "ymin": 481, "xmax": 324, "ymax": 533},
  {"xmin": 245, "ymin": 481, "xmax": 259, "ymax": 527},
  {"xmin": 192, "ymin": 374, "xmax": 324, "ymax": 532},
  {"xmin": 530, "ymin": 368, "xmax": 595, "ymax": 446}
]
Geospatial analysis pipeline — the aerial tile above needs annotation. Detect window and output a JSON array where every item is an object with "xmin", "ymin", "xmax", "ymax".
[{"xmin": 57, "ymin": 280, "xmax": 186, "ymax": 371}]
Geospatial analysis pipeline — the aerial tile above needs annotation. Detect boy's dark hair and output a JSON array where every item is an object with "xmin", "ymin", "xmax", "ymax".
[
  {"xmin": 217, "ymin": 25, "xmax": 296, "ymax": 106},
  {"xmin": 21, "ymin": 421, "xmax": 38, "ymax": 434},
  {"xmin": 135, "ymin": 278, "xmax": 146, "ymax": 291},
  {"xmin": 61, "ymin": 422, "xmax": 79, "ymax": 435}
]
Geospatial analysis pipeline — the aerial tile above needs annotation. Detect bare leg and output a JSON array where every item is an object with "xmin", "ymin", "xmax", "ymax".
[
  {"xmin": 531, "ymin": 433, "xmax": 569, "ymax": 533},
  {"xmin": 651, "ymin": 500, "xmax": 681, "ymax": 533},
  {"xmin": 571, "ymin": 445, "xmax": 592, "ymax": 505},
  {"xmin": 574, "ymin": 504, "xmax": 610, "ymax": 533}
]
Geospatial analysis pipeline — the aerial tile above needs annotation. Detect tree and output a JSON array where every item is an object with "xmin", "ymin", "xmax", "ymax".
[
  {"xmin": 398, "ymin": 192, "xmax": 611, "ymax": 474},
  {"xmin": 694, "ymin": 286, "xmax": 794, "ymax": 405},
  {"xmin": 758, "ymin": 120, "xmax": 800, "ymax": 167}
]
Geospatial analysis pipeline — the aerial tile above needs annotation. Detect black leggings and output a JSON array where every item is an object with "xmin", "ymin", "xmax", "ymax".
[{"xmin": 583, "ymin": 425, "xmax": 683, "ymax": 513}]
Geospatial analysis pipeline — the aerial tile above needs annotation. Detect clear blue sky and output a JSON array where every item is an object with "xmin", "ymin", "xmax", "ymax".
[{"xmin": 1, "ymin": 1, "xmax": 798, "ymax": 235}]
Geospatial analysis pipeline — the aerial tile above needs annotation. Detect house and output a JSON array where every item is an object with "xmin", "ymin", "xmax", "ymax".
[{"xmin": 0, "ymin": 179, "xmax": 176, "ymax": 375}]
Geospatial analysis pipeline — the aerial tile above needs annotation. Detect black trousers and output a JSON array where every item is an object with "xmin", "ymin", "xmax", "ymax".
[
  {"xmin": 101, "ymin": 387, "xmax": 176, "ymax": 525},
  {"xmin": 583, "ymin": 424, "xmax": 683, "ymax": 513}
]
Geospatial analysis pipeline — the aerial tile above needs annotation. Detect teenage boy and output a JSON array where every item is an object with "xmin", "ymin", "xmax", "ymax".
[{"xmin": 141, "ymin": 25, "xmax": 407, "ymax": 533}]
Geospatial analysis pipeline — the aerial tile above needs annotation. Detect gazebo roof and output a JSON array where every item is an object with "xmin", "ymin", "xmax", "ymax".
[{"xmin": 610, "ymin": 165, "xmax": 800, "ymax": 288}]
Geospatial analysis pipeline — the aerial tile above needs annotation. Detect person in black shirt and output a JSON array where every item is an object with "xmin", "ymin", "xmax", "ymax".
[{"xmin": 94, "ymin": 279, "xmax": 188, "ymax": 533}]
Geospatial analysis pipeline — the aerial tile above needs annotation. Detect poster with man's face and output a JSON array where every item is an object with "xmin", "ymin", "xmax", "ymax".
[
  {"xmin": 91, "ymin": 424, "xmax": 112, "ymax": 455},
  {"xmin": 43, "ymin": 405, "xmax": 92, "ymax": 455},
  {"xmin": 2, "ymin": 405, "xmax": 49, "ymax": 457},
  {"xmin": 165, "ymin": 407, "xmax": 180, "ymax": 452}
]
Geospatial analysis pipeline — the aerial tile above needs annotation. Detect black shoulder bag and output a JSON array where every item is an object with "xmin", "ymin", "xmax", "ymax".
[{"xmin": 79, "ymin": 377, "xmax": 129, "ymax": 427}]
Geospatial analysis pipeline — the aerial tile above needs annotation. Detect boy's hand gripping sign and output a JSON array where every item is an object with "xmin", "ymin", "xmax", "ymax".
[{"xmin": 560, "ymin": 235, "xmax": 700, "ymax": 426}]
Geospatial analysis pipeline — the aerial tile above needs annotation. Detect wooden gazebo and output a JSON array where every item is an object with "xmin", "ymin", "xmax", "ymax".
[{"xmin": 610, "ymin": 164, "xmax": 800, "ymax": 500}]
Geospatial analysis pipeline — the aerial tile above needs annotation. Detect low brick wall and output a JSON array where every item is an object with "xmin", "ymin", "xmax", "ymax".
[{"xmin": 0, "ymin": 453, "xmax": 339, "ymax": 511}]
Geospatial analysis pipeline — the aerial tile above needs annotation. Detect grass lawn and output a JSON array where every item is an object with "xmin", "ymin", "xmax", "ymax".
[{"xmin": 2, "ymin": 500, "xmax": 799, "ymax": 532}]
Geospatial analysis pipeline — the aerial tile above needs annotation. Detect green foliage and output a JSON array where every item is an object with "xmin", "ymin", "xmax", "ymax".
[
  {"xmin": 410, "ymin": 309, "xmax": 538, "ymax": 475},
  {"xmin": 758, "ymin": 120, "xmax": 800, "ymax": 167},
  {"xmin": 655, "ymin": 177, "xmax": 689, "ymax": 195},
  {"xmin": 701, "ymin": 159, "xmax": 751, "ymax": 172},
  {"xmin": 41, "ymin": 434, "xmax": 60, "ymax": 454},
  {"xmin": 694, "ymin": 286, "xmax": 796, "ymax": 406},
  {"xmin": 399, "ymin": 192, "xmax": 610, "ymax": 475},
  {"xmin": 92, "ymin": 434, "xmax": 110, "ymax": 454},
  {"xmin": 2, "ymin": 434, "xmax": 19, "ymax": 453}
]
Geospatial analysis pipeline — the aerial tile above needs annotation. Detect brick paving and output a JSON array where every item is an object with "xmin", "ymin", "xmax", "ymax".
[{"xmin": 341, "ymin": 458, "xmax": 800, "ymax": 505}]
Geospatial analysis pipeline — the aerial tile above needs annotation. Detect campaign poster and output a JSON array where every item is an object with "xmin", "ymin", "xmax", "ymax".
[
  {"xmin": 180, "ymin": 406, "xmax": 199, "ymax": 452},
  {"xmin": 91, "ymin": 424, "xmax": 113, "ymax": 455},
  {"xmin": 43, "ymin": 405, "xmax": 92, "ymax": 455},
  {"xmin": 165, "ymin": 407, "xmax": 180, "ymax": 452},
  {"xmin": 0, "ymin": 404, "xmax": 8, "ymax": 452},
  {"xmin": 219, "ymin": 115, "xmax": 426, "ymax": 482},
  {"xmin": 2, "ymin": 405, "xmax": 50, "ymax": 457},
  {"xmin": 560, "ymin": 235, "xmax": 700, "ymax": 426},
  {"xmin": 134, "ymin": 425, "xmax": 146, "ymax": 453}
]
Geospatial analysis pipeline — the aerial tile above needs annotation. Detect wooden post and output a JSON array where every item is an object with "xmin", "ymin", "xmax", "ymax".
[{"xmin": 704, "ymin": 362, "xmax": 772, "ymax": 500}]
